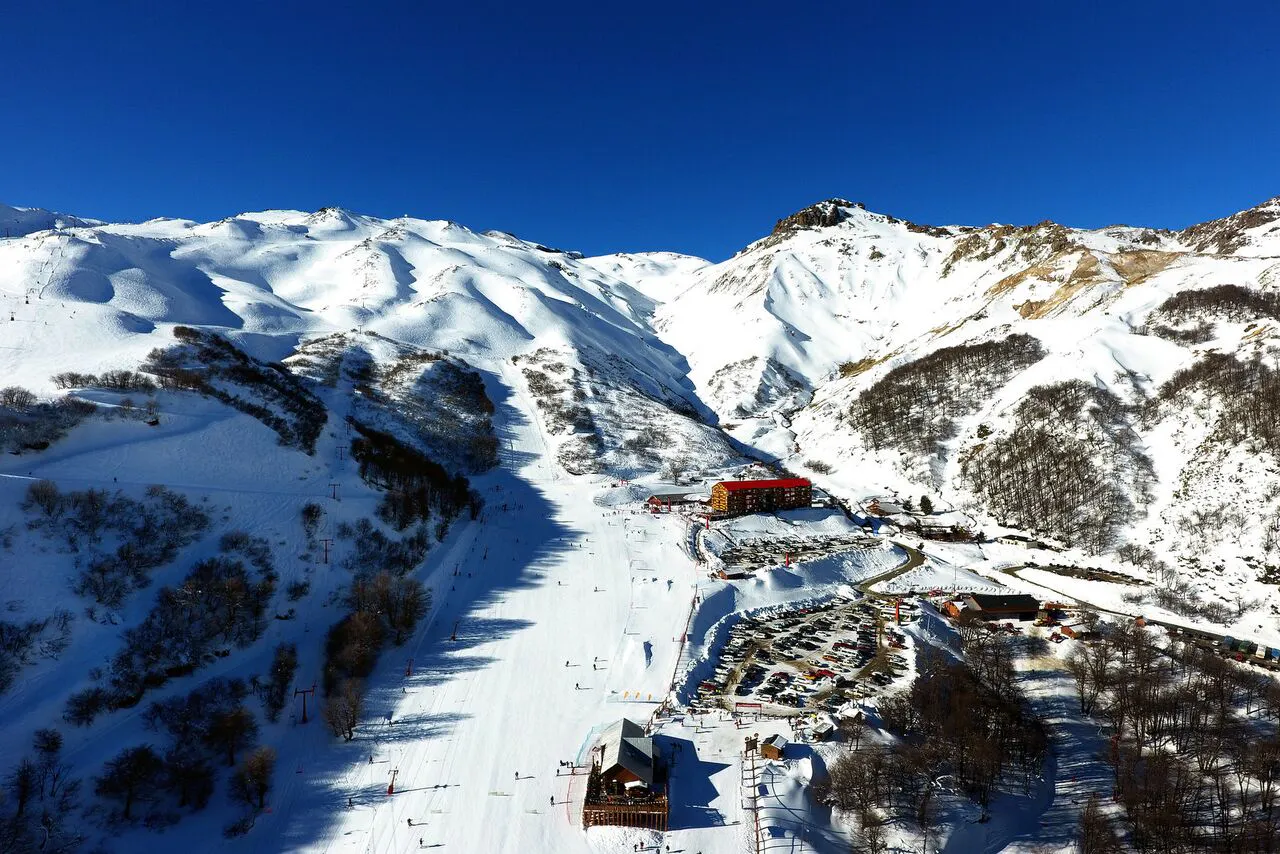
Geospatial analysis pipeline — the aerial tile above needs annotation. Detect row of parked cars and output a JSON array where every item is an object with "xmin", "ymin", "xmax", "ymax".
[{"xmin": 1220, "ymin": 635, "xmax": 1280, "ymax": 667}]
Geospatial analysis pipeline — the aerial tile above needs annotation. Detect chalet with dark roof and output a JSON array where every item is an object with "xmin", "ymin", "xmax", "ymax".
[{"xmin": 962, "ymin": 593, "xmax": 1040, "ymax": 621}]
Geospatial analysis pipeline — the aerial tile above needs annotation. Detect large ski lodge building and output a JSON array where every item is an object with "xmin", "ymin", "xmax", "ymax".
[{"xmin": 710, "ymin": 477, "xmax": 812, "ymax": 516}]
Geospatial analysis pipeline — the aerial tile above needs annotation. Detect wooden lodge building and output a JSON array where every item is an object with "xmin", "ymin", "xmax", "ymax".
[
  {"xmin": 962, "ymin": 593, "xmax": 1041, "ymax": 622},
  {"xmin": 582, "ymin": 718, "xmax": 668, "ymax": 831},
  {"xmin": 710, "ymin": 478, "xmax": 812, "ymax": 516},
  {"xmin": 645, "ymin": 491, "xmax": 698, "ymax": 513}
]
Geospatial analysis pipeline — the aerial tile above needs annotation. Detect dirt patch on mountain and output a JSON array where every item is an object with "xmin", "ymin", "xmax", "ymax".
[{"xmin": 1110, "ymin": 249, "xmax": 1179, "ymax": 286}]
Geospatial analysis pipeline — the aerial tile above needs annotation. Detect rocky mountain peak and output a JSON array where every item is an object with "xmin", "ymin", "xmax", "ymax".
[
  {"xmin": 770, "ymin": 198, "xmax": 862, "ymax": 237},
  {"xmin": 1179, "ymin": 194, "xmax": 1280, "ymax": 254}
]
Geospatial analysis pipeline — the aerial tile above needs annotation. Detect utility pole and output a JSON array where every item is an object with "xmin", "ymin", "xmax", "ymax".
[
  {"xmin": 294, "ymin": 683, "xmax": 316, "ymax": 724},
  {"xmin": 450, "ymin": 620, "xmax": 459, "ymax": 641},
  {"xmin": 387, "ymin": 767, "xmax": 399, "ymax": 795},
  {"xmin": 329, "ymin": 483, "xmax": 340, "ymax": 501},
  {"xmin": 320, "ymin": 538, "xmax": 333, "ymax": 565}
]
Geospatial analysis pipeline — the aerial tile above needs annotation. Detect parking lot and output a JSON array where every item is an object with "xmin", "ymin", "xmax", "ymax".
[
  {"xmin": 692, "ymin": 597, "xmax": 918, "ymax": 717},
  {"xmin": 718, "ymin": 533, "xmax": 881, "ymax": 572}
]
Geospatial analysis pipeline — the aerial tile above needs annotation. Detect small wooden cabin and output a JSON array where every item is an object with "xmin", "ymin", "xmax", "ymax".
[{"xmin": 760, "ymin": 734, "xmax": 788, "ymax": 761}]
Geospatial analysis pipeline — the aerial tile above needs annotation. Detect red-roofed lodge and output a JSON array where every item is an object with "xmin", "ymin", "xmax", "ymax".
[{"xmin": 710, "ymin": 478, "xmax": 812, "ymax": 516}]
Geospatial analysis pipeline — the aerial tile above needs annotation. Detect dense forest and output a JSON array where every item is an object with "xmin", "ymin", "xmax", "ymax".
[
  {"xmin": 963, "ymin": 381, "xmax": 1152, "ymax": 553},
  {"xmin": 849, "ymin": 334, "xmax": 1045, "ymax": 474}
]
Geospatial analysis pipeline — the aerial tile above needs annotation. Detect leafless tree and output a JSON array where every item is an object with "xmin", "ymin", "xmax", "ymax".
[{"xmin": 323, "ymin": 678, "xmax": 363, "ymax": 741}]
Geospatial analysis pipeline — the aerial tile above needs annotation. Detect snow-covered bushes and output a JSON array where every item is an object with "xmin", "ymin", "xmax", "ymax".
[
  {"xmin": 85, "ymin": 678, "xmax": 266, "ymax": 829},
  {"xmin": 339, "ymin": 518, "xmax": 430, "ymax": 573},
  {"xmin": 0, "ymin": 610, "xmax": 73, "ymax": 695},
  {"xmin": 0, "ymin": 728, "xmax": 83, "ymax": 852},
  {"xmin": 142, "ymin": 328, "xmax": 326, "ymax": 453},
  {"xmin": 105, "ymin": 555, "xmax": 274, "ymax": 705},
  {"xmin": 67, "ymin": 536, "xmax": 277, "ymax": 722},
  {"xmin": 368, "ymin": 354, "xmax": 499, "ymax": 473},
  {"xmin": 95, "ymin": 678, "xmax": 263, "ymax": 828},
  {"xmin": 0, "ymin": 394, "xmax": 97, "ymax": 453},
  {"xmin": 141, "ymin": 677, "xmax": 253, "ymax": 806},
  {"xmin": 25, "ymin": 483, "xmax": 212, "ymax": 607}
]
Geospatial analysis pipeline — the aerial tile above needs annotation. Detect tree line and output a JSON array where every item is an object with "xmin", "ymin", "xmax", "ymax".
[
  {"xmin": 1147, "ymin": 351, "xmax": 1280, "ymax": 462},
  {"xmin": 321, "ymin": 516, "xmax": 433, "ymax": 740},
  {"xmin": 349, "ymin": 418, "xmax": 481, "ymax": 529}
]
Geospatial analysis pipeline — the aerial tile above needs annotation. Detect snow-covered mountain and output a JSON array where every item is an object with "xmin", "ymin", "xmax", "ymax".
[
  {"xmin": 638, "ymin": 197, "xmax": 1280, "ymax": 583},
  {"xmin": 3, "ymin": 194, "xmax": 1280, "ymax": 853},
  {"xmin": 7, "ymin": 195, "xmax": 1280, "ymax": 559},
  {"xmin": 0, "ymin": 206, "xmax": 738, "ymax": 477},
  {"xmin": 0, "ymin": 202, "xmax": 103, "ymax": 238},
  {"xmin": 6, "ymin": 194, "xmax": 1280, "ymax": 563}
]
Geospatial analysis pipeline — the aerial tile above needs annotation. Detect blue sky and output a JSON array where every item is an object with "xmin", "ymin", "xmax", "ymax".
[{"xmin": 2, "ymin": 2, "xmax": 1277, "ymax": 259}]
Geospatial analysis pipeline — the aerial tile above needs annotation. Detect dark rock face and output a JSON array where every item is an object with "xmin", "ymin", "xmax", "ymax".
[
  {"xmin": 771, "ymin": 199, "xmax": 858, "ymax": 236},
  {"xmin": 1180, "ymin": 195, "xmax": 1280, "ymax": 254}
]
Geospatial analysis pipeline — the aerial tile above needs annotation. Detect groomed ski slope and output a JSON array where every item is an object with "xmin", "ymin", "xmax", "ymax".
[
  {"xmin": 247, "ymin": 362, "xmax": 706, "ymax": 854},
  {"xmin": 236, "ymin": 363, "xmax": 898, "ymax": 854}
]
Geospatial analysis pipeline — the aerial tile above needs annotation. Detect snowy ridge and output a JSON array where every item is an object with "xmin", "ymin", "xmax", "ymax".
[{"xmin": 3, "ymin": 194, "xmax": 1280, "ymax": 854}]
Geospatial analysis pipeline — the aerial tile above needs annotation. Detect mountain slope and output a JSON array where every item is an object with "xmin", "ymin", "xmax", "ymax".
[
  {"xmin": 3, "ymin": 194, "xmax": 1280, "ymax": 853},
  {"xmin": 627, "ymin": 196, "xmax": 1280, "ymax": 618}
]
